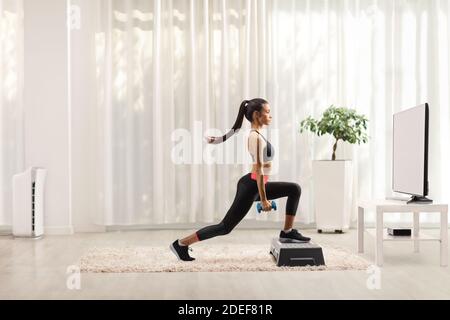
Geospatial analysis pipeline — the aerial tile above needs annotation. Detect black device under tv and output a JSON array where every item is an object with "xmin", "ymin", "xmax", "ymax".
[
  {"xmin": 392, "ymin": 103, "xmax": 433, "ymax": 204},
  {"xmin": 388, "ymin": 228, "xmax": 412, "ymax": 236}
]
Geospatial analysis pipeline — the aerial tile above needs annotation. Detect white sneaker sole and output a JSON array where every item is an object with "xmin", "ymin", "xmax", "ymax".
[{"xmin": 170, "ymin": 243, "xmax": 182, "ymax": 261}]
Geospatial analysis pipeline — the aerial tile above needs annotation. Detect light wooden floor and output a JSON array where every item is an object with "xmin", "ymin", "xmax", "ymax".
[{"xmin": 1, "ymin": 228, "xmax": 450, "ymax": 300}]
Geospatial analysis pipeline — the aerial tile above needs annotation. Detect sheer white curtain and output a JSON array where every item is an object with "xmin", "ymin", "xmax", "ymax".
[
  {"xmin": 83, "ymin": 0, "xmax": 450, "ymax": 226},
  {"xmin": 0, "ymin": 0, "xmax": 23, "ymax": 226},
  {"xmin": 91, "ymin": 0, "xmax": 277, "ymax": 226}
]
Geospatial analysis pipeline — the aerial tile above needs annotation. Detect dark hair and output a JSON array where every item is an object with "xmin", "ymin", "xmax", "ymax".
[{"xmin": 208, "ymin": 98, "xmax": 269, "ymax": 144}]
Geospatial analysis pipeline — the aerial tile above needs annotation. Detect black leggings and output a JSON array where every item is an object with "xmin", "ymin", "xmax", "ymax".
[{"xmin": 196, "ymin": 173, "xmax": 301, "ymax": 241}]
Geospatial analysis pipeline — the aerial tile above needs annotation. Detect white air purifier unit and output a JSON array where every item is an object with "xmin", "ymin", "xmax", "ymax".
[{"xmin": 12, "ymin": 167, "xmax": 47, "ymax": 238}]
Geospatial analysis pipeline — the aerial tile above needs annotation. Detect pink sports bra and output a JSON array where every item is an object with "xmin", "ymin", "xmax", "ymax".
[{"xmin": 251, "ymin": 172, "xmax": 269, "ymax": 184}]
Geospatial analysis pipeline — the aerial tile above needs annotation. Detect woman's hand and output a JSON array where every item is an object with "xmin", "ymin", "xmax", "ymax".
[
  {"xmin": 261, "ymin": 199, "xmax": 273, "ymax": 212},
  {"xmin": 205, "ymin": 136, "xmax": 216, "ymax": 144}
]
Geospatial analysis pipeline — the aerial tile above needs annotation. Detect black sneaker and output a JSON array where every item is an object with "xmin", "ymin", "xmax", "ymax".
[
  {"xmin": 279, "ymin": 229, "xmax": 311, "ymax": 243},
  {"xmin": 170, "ymin": 240, "xmax": 195, "ymax": 261}
]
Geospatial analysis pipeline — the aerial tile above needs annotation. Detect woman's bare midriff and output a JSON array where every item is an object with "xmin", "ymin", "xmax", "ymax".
[
  {"xmin": 250, "ymin": 163, "xmax": 272, "ymax": 184},
  {"xmin": 251, "ymin": 163, "xmax": 272, "ymax": 183},
  {"xmin": 251, "ymin": 163, "xmax": 272, "ymax": 173}
]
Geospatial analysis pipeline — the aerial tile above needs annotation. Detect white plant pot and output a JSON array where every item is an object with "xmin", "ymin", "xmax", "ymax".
[{"xmin": 313, "ymin": 160, "xmax": 352, "ymax": 232}]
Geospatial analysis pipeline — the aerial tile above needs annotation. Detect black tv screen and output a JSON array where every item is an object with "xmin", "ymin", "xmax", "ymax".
[{"xmin": 392, "ymin": 103, "xmax": 429, "ymax": 199}]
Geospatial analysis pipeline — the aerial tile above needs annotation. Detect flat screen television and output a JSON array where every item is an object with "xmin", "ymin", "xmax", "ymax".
[{"xmin": 392, "ymin": 103, "xmax": 432, "ymax": 204}]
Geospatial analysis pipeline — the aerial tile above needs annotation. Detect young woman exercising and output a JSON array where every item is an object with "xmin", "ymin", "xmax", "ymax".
[{"xmin": 170, "ymin": 98, "xmax": 311, "ymax": 261}]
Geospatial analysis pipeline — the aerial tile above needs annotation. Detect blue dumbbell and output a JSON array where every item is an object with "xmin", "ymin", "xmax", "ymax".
[{"xmin": 256, "ymin": 201, "xmax": 277, "ymax": 213}]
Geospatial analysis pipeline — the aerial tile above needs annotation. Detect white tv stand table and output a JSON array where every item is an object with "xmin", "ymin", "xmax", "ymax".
[{"xmin": 358, "ymin": 199, "xmax": 448, "ymax": 267}]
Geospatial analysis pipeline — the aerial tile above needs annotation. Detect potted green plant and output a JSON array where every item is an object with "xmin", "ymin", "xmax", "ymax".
[{"xmin": 300, "ymin": 106, "xmax": 369, "ymax": 233}]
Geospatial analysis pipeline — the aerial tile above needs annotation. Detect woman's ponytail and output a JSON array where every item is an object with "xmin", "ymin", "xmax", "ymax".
[
  {"xmin": 207, "ymin": 100, "xmax": 248, "ymax": 144},
  {"xmin": 206, "ymin": 98, "xmax": 268, "ymax": 144}
]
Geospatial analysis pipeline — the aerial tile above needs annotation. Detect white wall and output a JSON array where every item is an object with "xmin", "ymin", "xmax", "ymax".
[{"xmin": 23, "ymin": 0, "xmax": 72, "ymax": 234}]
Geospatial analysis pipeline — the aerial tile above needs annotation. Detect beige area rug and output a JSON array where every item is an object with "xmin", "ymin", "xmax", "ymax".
[{"xmin": 78, "ymin": 244, "xmax": 371, "ymax": 273}]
